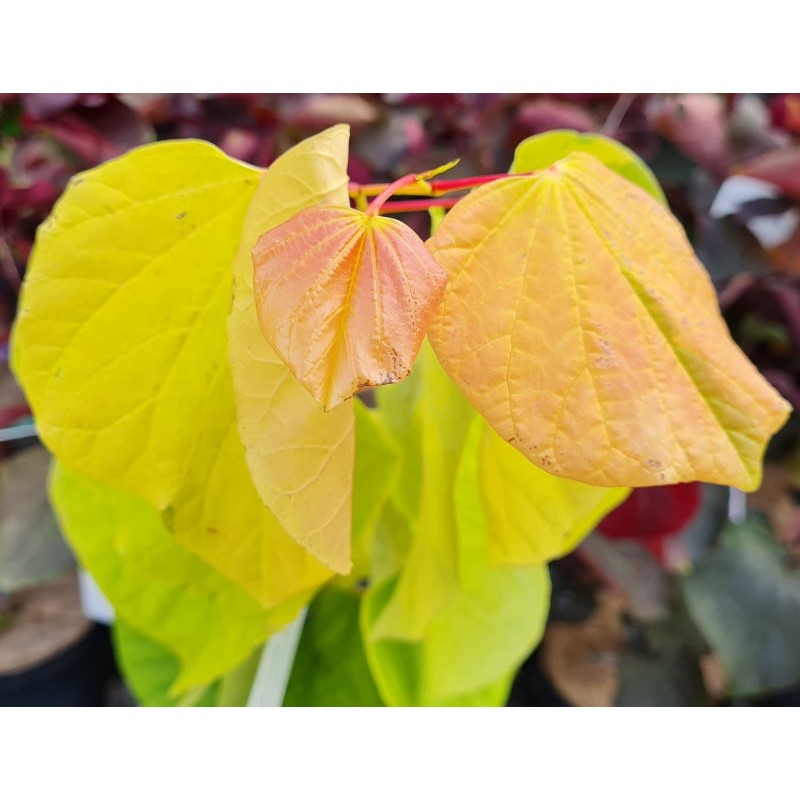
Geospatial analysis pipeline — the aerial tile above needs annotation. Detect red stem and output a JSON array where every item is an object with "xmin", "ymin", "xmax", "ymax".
[
  {"xmin": 380, "ymin": 197, "xmax": 461, "ymax": 214},
  {"xmin": 354, "ymin": 170, "xmax": 534, "ymax": 216},
  {"xmin": 428, "ymin": 173, "xmax": 518, "ymax": 195},
  {"xmin": 366, "ymin": 174, "xmax": 420, "ymax": 215},
  {"xmin": 350, "ymin": 170, "xmax": 529, "ymax": 203}
]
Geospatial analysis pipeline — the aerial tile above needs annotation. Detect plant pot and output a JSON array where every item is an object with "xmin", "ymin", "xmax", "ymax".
[{"xmin": 0, "ymin": 572, "xmax": 116, "ymax": 706}]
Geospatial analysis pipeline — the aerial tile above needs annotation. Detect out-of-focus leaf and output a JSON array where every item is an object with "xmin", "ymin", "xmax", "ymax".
[
  {"xmin": 50, "ymin": 463, "xmax": 295, "ymax": 694},
  {"xmin": 284, "ymin": 587, "xmax": 383, "ymax": 706},
  {"xmin": 513, "ymin": 101, "xmax": 597, "ymax": 139},
  {"xmin": 682, "ymin": 514, "xmax": 800, "ymax": 696},
  {"xmin": 227, "ymin": 124, "xmax": 355, "ymax": 575},
  {"xmin": 769, "ymin": 95, "xmax": 800, "ymax": 135},
  {"xmin": 280, "ymin": 94, "xmax": 379, "ymax": 130},
  {"xmin": 648, "ymin": 94, "xmax": 730, "ymax": 177},
  {"xmin": 667, "ymin": 483, "xmax": 731, "ymax": 570},
  {"xmin": 615, "ymin": 620, "xmax": 708, "ymax": 706},
  {"xmin": 510, "ymin": 129, "xmax": 665, "ymax": 203},
  {"xmin": 596, "ymin": 483, "xmax": 702, "ymax": 563},
  {"xmin": 578, "ymin": 535, "xmax": 670, "ymax": 622},
  {"xmin": 0, "ymin": 445, "xmax": 73, "ymax": 591},
  {"xmin": 427, "ymin": 152, "xmax": 790, "ymax": 491},
  {"xmin": 113, "ymin": 620, "xmax": 219, "ymax": 707}
]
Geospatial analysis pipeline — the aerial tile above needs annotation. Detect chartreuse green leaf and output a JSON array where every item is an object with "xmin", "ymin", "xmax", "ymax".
[
  {"xmin": 360, "ymin": 576, "xmax": 515, "ymax": 707},
  {"xmin": 227, "ymin": 125, "xmax": 356, "ymax": 574},
  {"xmin": 346, "ymin": 400, "xmax": 400, "ymax": 586},
  {"xmin": 50, "ymin": 462, "xmax": 302, "ymax": 694},
  {"xmin": 360, "ymin": 350, "xmax": 553, "ymax": 705},
  {"xmin": 427, "ymin": 152, "xmax": 790, "ymax": 492},
  {"xmin": 510, "ymin": 129, "xmax": 666, "ymax": 203},
  {"xmin": 12, "ymin": 138, "xmax": 330, "ymax": 607},
  {"xmin": 369, "ymin": 341, "xmax": 474, "ymax": 640},
  {"xmin": 113, "ymin": 620, "xmax": 219, "ymax": 707},
  {"xmin": 284, "ymin": 587, "xmax": 383, "ymax": 706},
  {"xmin": 479, "ymin": 423, "xmax": 628, "ymax": 566},
  {"xmin": 361, "ymin": 419, "xmax": 550, "ymax": 705}
]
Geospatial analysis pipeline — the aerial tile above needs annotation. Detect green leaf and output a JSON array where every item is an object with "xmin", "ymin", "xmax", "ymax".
[
  {"xmin": 113, "ymin": 620, "xmax": 219, "ymax": 707},
  {"xmin": 510, "ymin": 129, "xmax": 666, "ymax": 204},
  {"xmin": 360, "ymin": 576, "xmax": 529, "ymax": 707},
  {"xmin": 346, "ymin": 400, "xmax": 400, "ymax": 585},
  {"xmin": 50, "ymin": 462, "xmax": 301, "ymax": 694},
  {"xmin": 284, "ymin": 587, "xmax": 383, "ymax": 706},
  {"xmin": 479, "ymin": 423, "xmax": 628, "ymax": 566},
  {"xmin": 682, "ymin": 514, "xmax": 800, "ymax": 696},
  {"xmin": 361, "ymin": 416, "xmax": 551, "ymax": 706},
  {"xmin": 370, "ymin": 342, "xmax": 474, "ymax": 640}
]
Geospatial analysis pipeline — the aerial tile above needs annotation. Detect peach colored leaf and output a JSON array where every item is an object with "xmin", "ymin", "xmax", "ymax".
[
  {"xmin": 427, "ymin": 152, "xmax": 790, "ymax": 491},
  {"xmin": 228, "ymin": 124, "xmax": 355, "ymax": 574},
  {"xmin": 252, "ymin": 206, "xmax": 446, "ymax": 410}
]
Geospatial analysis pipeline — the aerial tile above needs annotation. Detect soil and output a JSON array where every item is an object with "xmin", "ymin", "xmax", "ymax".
[{"xmin": 0, "ymin": 570, "xmax": 90, "ymax": 674}]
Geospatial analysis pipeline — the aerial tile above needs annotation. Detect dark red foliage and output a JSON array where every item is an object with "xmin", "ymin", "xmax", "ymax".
[
  {"xmin": 770, "ymin": 94, "xmax": 800, "ymax": 134},
  {"xmin": 597, "ymin": 483, "xmax": 703, "ymax": 562}
]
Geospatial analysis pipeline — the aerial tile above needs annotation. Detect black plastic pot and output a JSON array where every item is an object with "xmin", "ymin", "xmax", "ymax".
[{"xmin": 0, "ymin": 623, "xmax": 116, "ymax": 706}]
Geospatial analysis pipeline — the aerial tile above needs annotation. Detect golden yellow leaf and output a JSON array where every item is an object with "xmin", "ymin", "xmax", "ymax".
[
  {"xmin": 12, "ymin": 140, "xmax": 331, "ymax": 606},
  {"xmin": 227, "ymin": 124, "xmax": 355, "ymax": 573},
  {"xmin": 11, "ymin": 141, "xmax": 259, "ymax": 506},
  {"xmin": 169, "ymin": 362, "xmax": 332, "ymax": 606},
  {"xmin": 252, "ymin": 206, "xmax": 446, "ymax": 409},
  {"xmin": 427, "ymin": 152, "xmax": 790, "ymax": 491}
]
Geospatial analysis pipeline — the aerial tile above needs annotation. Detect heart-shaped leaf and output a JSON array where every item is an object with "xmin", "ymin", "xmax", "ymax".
[
  {"xmin": 11, "ymin": 139, "xmax": 329, "ymax": 605},
  {"xmin": 427, "ymin": 152, "xmax": 790, "ymax": 491},
  {"xmin": 510, "ymin": 129, "xmax": 666, "ymax": 204},
  {"xmin": 252, "ymin": 206, "xmax": 446, "ymax": 410}
]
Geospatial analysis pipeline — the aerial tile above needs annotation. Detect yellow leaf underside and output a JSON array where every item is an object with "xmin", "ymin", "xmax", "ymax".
[
  {"xmin": 428, "ymin": 152, "xmax": 790, "ymax": 491},
  {"xmin": 227, "ymin": 124, "xmax": 355, "ymax": 573}
]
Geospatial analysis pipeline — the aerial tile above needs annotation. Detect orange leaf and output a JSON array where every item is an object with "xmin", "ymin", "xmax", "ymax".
[
  {"xmin": 252, "ymin": 206, "xmax": 446, "ymax": 410},
  {"xmin": 427, "ymin": 152, "xmax": 790, "ymax": 491}
]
